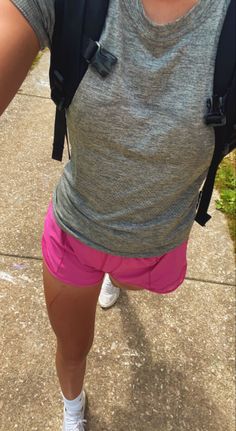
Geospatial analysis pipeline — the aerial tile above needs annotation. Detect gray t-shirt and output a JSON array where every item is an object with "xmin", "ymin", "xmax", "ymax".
[{"xmin": 11, "ymin": 0, "xmax": 230, "ymax": 257}]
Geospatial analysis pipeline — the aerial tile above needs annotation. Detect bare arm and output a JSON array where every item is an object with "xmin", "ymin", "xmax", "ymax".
[{"xmin": 0, "ymin": 0, "xmax": 40, "ymax": 115}]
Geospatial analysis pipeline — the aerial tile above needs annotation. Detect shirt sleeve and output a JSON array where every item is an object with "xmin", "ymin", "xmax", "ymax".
[{"xmin": 10, "ymin": 0, "xmax": 55, "ymax": 50}]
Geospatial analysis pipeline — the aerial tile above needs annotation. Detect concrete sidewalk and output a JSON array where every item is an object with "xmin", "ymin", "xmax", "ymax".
[{"xmin": 0, "ymin": 51, "xmax": 235, "ymax": 431}]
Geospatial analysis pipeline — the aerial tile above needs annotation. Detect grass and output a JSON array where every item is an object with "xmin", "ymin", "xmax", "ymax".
[
  {"xmin": 215, "ymin": 151, "xmax": 236, "ymax": 250},
  {"xmin": 30, "ymin": 51, "xmax": 44, "ymax": 70}
]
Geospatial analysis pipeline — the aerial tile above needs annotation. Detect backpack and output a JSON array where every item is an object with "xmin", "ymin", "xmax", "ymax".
[{"xmin": 49, "ymin": 0, "xmax": 236, "ymax": 227}]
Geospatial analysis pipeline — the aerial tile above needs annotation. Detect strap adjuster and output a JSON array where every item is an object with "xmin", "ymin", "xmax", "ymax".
[
  {"xmin": 204, "ymin": 95, "xmax": 226, "ymax": 127},
  {"xmin": 83, "ymin": 39, "xmax": 117, "ymax": 78}
]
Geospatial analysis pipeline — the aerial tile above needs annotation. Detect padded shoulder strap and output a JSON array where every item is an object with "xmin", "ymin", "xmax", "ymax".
[
  {"xmin": 50, "ymin": 0, "xmax": 109, "ymax": 161},
  {"xmin": 214, "ymin": 0, "xmax": 236, "ymax": 97},
  {"xmin": 213, "ymin": 0, "xmax": 236, "ymax": 131},
  {"xmin": 195, "ymin": 0, "xmax": 236, "ymax": 226},
  {"xmin": 50, "ymin": 0, "xmax": 86, "ymax": 110}
]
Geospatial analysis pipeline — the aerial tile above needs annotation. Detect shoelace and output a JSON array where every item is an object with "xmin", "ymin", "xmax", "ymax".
[
  {"xmin": 64, "ymin": 410, "xmax": 87, "ymax": 431},
  {"xmin": 103, "ymin": 279, "xmax": 118, "ymax": 295},
  {"xmin": 72, "ymin": 418, "xmax": 87, "ymax": 431}
]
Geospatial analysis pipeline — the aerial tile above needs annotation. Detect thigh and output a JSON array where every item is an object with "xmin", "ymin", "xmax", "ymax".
[
  {"xmin": 42, "ymin": 202, "xmax": 104, "ymax": 288},
  {"xmin": 43, "ymin": 261, "xmax": 103, "ymax": 358},
  {"xmin": 109, "ymin": 275, "xmax": 144, "ymax": 291}
]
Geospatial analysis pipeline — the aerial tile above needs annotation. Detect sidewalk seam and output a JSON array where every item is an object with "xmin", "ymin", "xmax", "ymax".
[
  {"xmin": 0, "ymin": 251, "xmax": 235, "ymax": 287},
  {"xmin": 17, "ymin": 92, "xmax": 50, "ymax": 100}
]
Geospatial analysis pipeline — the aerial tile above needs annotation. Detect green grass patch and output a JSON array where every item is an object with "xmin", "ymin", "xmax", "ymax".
[
  {"xmin": 215, "ymin": 152, "xmax": 236, "ymax": 250},
  {"xmin": 30, "ymin": 51, "xmax": 44, "ymax": 70}
]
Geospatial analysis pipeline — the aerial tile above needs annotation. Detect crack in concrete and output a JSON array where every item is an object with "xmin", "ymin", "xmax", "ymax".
[
  {"xmin": 185, "ymin": 276, "xmax": 235, "ymax": 288},
  {"xmin": 0, "ymin": 252, "xmax": 42, "ymax": 261},
  {"xmin": 17, "ymin": 92, "xmax": 50, "ymax": 100}
]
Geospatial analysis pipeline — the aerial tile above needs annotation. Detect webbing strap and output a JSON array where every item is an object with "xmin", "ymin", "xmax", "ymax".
[
  {"xmin": 51, "ymin": 109, "xmax": 67, "ymax": 161},
  {"xmin": 195, "ymin": 128, "xmax": 227, "ymax": 226}
]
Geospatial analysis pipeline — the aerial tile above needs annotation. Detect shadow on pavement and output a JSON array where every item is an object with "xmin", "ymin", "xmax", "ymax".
[{"xmin": 88, "ymin": 291, "xmax": 231, "ymax": 431}]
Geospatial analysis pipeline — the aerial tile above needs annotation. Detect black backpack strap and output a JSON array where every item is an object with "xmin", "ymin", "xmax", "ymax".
[
  {"xmin": 195, "ymin": 0, "xmax": 236, "ymax": 226},
  {"xmin": 50, "ymin": 0, "xmax": 110, "ymax": 161}
]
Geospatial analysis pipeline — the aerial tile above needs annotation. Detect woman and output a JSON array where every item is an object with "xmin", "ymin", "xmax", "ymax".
[{"xmin": 0, "ymin": 0, "xmax": 231, "ymax": 430}]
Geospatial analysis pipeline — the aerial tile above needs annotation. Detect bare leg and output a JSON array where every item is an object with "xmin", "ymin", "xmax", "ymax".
[
  {"xmin": 43, "ymin": 262, "xmax": 103, "ymax": 400},
  {"xmin": 109, "ymin": 275, "xmax": 144, "ymax": 291}
]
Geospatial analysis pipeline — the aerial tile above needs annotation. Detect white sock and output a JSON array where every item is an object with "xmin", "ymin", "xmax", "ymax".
[{"xmin": 62, "ymin": 391, "xmax": 84, "ymax": 415}]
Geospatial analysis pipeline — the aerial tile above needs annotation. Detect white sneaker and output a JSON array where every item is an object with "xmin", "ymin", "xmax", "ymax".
[
  {"xmin": 98, "ymin": 275, "xmax": 120, "ymax": 309},
  {"xmin": 62, "ymin": 390, "xmax": 87, "ymax": 431}
]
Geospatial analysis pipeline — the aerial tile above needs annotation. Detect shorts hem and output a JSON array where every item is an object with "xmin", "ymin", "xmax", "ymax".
[{"xmin": 147, "ymin": 263, "xmax": 187, "ymax": 294}]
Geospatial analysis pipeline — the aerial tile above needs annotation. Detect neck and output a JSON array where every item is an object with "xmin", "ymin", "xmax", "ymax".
[{"xmin": 141, "ymin": 0, "xmax": 199, "ymax": 25}]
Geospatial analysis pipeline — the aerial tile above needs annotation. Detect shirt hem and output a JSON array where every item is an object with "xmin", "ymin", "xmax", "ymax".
[{"xmin": 52, "ymin": 201, "xmax": 190, "ymax": 259}]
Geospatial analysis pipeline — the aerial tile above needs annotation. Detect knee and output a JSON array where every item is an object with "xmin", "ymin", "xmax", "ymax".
[{"xmin": 57, "ymin": 336, "xmax": 93, "ymax": 365}]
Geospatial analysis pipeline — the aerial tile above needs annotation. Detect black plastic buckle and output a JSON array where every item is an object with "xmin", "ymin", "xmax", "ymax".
[
  {"xmin": 51, "ymin": 70, "xmax": 66, "ymax": 111},
  {"xmin": 204, "ymin": 95, "xmax": 226, "ymax": 127},
  {"xmin": 88, "ymin": 42, "xmax": 118, "ymax": 78}
]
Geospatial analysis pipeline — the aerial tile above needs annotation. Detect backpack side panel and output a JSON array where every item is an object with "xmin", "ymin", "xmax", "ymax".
[{"xmin": 195, "ymin": 0, "xmax": 236, "ymax": 226}]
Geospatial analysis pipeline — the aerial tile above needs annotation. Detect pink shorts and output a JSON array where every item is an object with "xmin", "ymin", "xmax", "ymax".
[{"xmin": 42, "ymin": 203, "xmax": 188, "ymax": 294}]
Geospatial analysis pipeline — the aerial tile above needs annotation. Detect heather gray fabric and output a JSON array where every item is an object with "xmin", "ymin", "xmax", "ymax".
[
  {"xmin": 10, "ymin": 0, "xmax": 55, "ymax": 49},
  {"xmin": 11, "ymin": 0, "xmax": 230, "ymax": 257}
]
